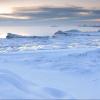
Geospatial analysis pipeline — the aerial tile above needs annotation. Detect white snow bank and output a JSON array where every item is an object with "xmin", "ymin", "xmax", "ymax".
[
  {"xmin": 0, "ymin": 32, "xmax": 100, "ymax": 99},
  {"xmin": 0, "ymin": 47, "xmax": 100, "ymax": 99}
]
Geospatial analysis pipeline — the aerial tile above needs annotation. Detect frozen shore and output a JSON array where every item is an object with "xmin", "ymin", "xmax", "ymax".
[{"xmin": 0, "ymin": 31, "xmax": 100, "ymax": 99}]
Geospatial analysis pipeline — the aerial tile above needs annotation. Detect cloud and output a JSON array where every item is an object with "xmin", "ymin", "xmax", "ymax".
[
  {"xmin": 13, "ymin": 6, "xmax": 87, "ymax": 19},
  {"xmin": 0, "ymin": 6, "xmax": 99, "ymax": 26}
]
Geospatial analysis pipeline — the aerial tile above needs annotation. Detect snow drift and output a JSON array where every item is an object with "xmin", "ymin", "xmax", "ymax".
[{"xmin": 0, "ymin": 30, "xmax": 100, "ymax": 99}]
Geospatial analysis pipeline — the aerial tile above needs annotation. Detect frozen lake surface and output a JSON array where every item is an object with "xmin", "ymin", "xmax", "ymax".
[{"xmin": 0, "ymin": 31, "xmax": 100, "ymax": 99}]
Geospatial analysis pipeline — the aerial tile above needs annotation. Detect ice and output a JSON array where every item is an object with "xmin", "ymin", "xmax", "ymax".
[
  {"xmin": 65, "ymin": 29, "xmax": 81, "ymax": 32},
  {"xmin": 0, "ymin": 31, "xmax": 100, "ymax": 99}
]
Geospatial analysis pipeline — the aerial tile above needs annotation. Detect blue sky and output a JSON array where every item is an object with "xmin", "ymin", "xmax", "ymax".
[{"xmin": 0, "ymin": 0, "xmax": 100, "ymax": 37}]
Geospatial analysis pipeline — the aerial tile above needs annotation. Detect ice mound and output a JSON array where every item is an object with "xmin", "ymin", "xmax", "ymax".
[
  {"xmin": 6, "ymin": 33, "xmax": 29, "ymax": 38},
  {"xmin": 6, "ymin": 33, "xmax": 50, "ymax": 39},
  {"xmin": 53, "ymin": 31, "xmax": 68, "ymax": 37},
  {"xmin": 65, "ymin": 29, "xmax": 81, "ymax": 33}
]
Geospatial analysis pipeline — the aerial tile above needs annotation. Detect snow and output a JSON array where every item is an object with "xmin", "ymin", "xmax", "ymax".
[{"xmin": 0, "ymin": 31, "xmax": 100, "ymax": 99}]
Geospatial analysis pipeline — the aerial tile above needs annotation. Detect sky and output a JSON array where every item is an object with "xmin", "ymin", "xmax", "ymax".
[{"xmin": 0, "ymin": 0, "xmax": 100, "ymax": 37}]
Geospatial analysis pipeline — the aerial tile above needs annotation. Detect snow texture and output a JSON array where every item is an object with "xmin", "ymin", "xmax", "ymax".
[{"xmin": 0, "ymin": 31, "xmax": 100, "ymax": 99}]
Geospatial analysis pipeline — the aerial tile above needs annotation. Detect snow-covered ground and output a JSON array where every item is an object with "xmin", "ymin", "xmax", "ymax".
[{"xmin": 0, "ymin": 31, "xmax": 100, "ymax": 99}]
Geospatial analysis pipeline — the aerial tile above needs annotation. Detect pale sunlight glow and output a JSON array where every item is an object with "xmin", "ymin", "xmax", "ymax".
[
  {"xmin": 0, "ymin": 7, "xmax": 13, "ymax": 14},
  {"xmin": 0, "ymin": 15, "xmax": 30, "ymax": 19}
]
